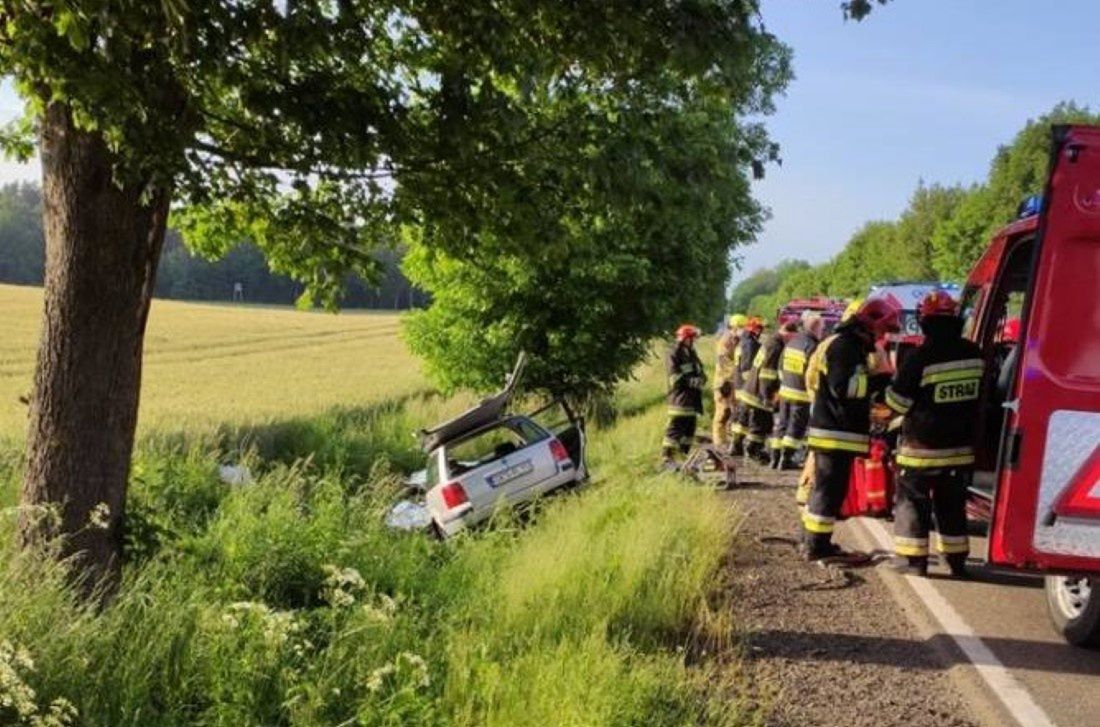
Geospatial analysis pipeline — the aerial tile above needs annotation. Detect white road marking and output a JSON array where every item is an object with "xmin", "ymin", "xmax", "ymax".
[{"xmin": 858, "ymin": 518, "xmax": 1057, "ymax": 727}]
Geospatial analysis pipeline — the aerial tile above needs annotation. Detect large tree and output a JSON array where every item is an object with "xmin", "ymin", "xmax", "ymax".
[
  {"xmin": 405, "ymin": 62, "xmax": 791, "ymax": 398},
  {"xmin": 0, "ymin": 1, "xmax": 792, "ymax": 585}
]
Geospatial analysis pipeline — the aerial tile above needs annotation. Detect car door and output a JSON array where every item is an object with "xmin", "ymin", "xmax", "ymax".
[{"xmin": 987, "ymin": 125, "xmax": 1100, "ymax": 572}]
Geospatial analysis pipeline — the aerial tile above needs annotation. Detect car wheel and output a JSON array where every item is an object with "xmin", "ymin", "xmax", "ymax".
[{"xmin": 1045, "ymin": 575, "xmax": 1100, "ymax": 648}]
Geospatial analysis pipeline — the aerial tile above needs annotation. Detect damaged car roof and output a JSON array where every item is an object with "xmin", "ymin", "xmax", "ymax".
[{"xmin": 417, "ymin": 352, "xmax": 527, "ymax": 453}]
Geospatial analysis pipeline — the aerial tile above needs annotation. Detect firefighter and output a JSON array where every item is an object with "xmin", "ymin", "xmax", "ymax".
[
  {"xmin": 763, "ymin": 322, "xmax": 799, "ymax": 466},
  {"xmin": 712, "ymin": 314, "xmax": 747, "ymax": 447},
  {"xmin": 729, "ymin": 316, "xmax": 763, "ymax": 457},
  {"xmin": 883, "ymin": 291, "xmax": 983, "ymax": 577},
  {"xmin": 801, "ymin": 298, "xmax": 900, "ymax": 560},
  {"xmin": 740, "ymin": 320, "xmax": 787, "ymax": 465},
  {"xmin": 661, "ymin": 324, "xmax": 706, "ymax": 467},
  {"xmin": 774, "ymin": 312, "xmax": 825, "ymax": 470}
]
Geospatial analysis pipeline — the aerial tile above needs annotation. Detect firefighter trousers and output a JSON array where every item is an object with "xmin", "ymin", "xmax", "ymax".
[
  {"xmin": 663, "ymin": 414, "xmax": 697, "ymax": 457},
  {"xmin": 731, "ymin": 396, "xmax": 751, "ymax": 440},
  {"xmin": 802, "ymin": 450, "xmax": 856, "ymax": 544},
  {"xmin": 775, "ymin": 400, "xmax": 809, "ymax": 451},
  {"xmin": 894, "ymin": 467, "xmax": 970, "ymax": 559},
  {"xmin": 712, "ymin": 391, "xmax": 733, "ymax": 446},
  {"xmin": 746, "ymin": 406, "xmax": 773, "ymax": 449}
]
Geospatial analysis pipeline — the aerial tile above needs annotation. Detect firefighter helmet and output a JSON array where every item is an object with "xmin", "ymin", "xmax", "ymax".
[
  {"xmin": 854, "ymin": 298, "xmax": 901, "ymax": 338},
  {"xmin": 918, "ymin": 289, "xmax": 959, "ymax": 319},
  {"xmin": 675, "ymin": 324, "xmax": 701, "ymax": 342},
  {"xmin": 745, "ymin": 316, "xmax": 764, "ymax": 333},
  {"xmin": 729, "ymin": 313, "xmax": 748, "ymax": 327},
  {"xmin": 1001, "ymin": 317, "xmax": 1021, "ymax": 343}
]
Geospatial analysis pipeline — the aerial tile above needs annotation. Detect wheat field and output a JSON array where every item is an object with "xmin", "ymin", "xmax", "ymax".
[{"xmin": 0, "ymin": 284, "xmax": 426, "ymax": 440}]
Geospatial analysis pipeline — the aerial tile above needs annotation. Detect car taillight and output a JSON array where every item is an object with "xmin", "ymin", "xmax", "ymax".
[
  {"xmin": 549, "ymin": 438, "xmax": 571, "ymax": 464},
  {"xmin": 441, "ymin": 481, "xmax": 469, "ymax": 509}
]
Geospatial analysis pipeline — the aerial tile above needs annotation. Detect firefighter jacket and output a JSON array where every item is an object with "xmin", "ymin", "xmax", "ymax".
[
  {"xmin": 733, "ymin": 331, "xmax": 760, "ymax": 393},
  {"xmin": 807, "ymin": 323, "xmax": 889, "ymax": 454},
  {"xmin": 739, "ymin": 332, "xmax": 783, "ymax": 411},
  {"xmin": 779, "ymin": 331, "xmax": 819, "ymax": 403},
  {"xmin": 713, "ymin": 330, "xmax": 737, "ymax": 394},
  {"xmin": 666, "ymin": 342, "xmax": 706, "ymax": 417},
  {"xmin": 884, "ymin": 327, "xmax": 984, "ymax": 469}
]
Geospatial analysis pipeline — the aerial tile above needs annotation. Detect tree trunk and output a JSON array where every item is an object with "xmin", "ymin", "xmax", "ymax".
[{"xmin": 19, "ymin": 104, "xmax": 170, "ymax": 592}]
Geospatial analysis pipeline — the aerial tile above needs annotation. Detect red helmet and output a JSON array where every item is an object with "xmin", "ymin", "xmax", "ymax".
[
  {"xmin": 745, "ymin": 316, "xmax": 764, "ymax": 334},
  {"xmin": 675, "ymin": 324, "xmax": 700, "ymax": 342},
  {"xmin": 1001, "ymin": 317, "xmax": 1021, "ymax": 343},
  {"xmin": 853, "ymin": 298, "xmax": 901, "ymax": 338},
  {"xmin": 918, "ymin": 290, "xmax": 959, "ymax": 319}
]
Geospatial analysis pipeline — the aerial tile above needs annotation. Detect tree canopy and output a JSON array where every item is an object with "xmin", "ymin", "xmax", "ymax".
[
  {"xmin": 727, "ymin": 258, "xmax": 810, "ymax": 314},
  {"xmin": 754, "ymin": 102, "xmax": 1098, "ymax": 311},
  {"xmin": 0, "ymin": 0, "xmax": 795, "ymax": 578},
  {"xmin": 930, "ymin": 102, "xmax": 1100, "ymax": 280}
]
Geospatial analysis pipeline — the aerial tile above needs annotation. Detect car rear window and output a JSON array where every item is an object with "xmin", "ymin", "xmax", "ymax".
[{"xmin": 445, "ymin": 419, "xmax": 545, "ymax": 476}]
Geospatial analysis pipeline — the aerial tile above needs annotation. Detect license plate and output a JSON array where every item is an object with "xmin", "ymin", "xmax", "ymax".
[{"xmin": 487, "ymin": 460, "xmax": 534, "ymax": 488}]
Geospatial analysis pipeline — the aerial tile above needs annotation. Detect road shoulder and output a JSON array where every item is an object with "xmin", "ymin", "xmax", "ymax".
[{"xmin": 722, "ymin": 461, "xmax": 981, "ymax": 727}]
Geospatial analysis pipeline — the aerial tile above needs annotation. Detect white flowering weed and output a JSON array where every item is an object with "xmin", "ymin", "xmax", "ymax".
[{"xmin": 0, "ymin": 641, "xmax": 77, "ymax": 726}]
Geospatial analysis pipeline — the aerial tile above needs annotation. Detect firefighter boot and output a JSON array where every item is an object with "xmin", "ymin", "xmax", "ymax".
[
  {"xmin": 946, "ymin": 554, "xmax": 970, "ymax": 580},
  {"xmin": 729, "ymin": 435, "xmax": 744, "ymax": 457},
  {"xmin": 778, "ymin": 448, "xmax": 799, "ymax": 471},
  {"xmin": 743, "ymin": 439, "xmax": 760, "ymax": 464},
  {"xmin": 884, "ymin": 556, "xmax": 929, "ymax": 577},
  {"xmin": 800, "ymin": 532, "xmax": 842, "ymax": 561},
  {"xmin": 769, "ymin": 446, "xmax": 782, "ymax": 470}
]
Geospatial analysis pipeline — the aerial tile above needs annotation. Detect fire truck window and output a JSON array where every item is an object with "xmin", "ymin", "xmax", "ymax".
[
  {"xmin": 978, "ymin": 237, "xmax": 1034, "ymax": 468},
  {"xmin": 984, "ymin": 238, "xmax": 1034, "ymax": 351},
  {"xmin": 960, "ymin": 285, "xmax": 985, "ymax": 340}
]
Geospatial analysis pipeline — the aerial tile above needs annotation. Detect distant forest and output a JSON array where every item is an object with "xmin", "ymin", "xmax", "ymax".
[{"xmin": 0, "ymin": 182, "xmax": 427, "ymax": 309}]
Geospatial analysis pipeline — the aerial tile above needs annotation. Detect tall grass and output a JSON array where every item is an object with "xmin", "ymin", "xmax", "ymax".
[{"xmin": 1, "ymin": 293, "xmax": 748, "ymax": 725}]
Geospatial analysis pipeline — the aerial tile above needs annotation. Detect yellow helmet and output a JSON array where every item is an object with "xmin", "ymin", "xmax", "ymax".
[
  {"xmin": 729, "ymin": 313, "xmax": 748, "ymax": 327},
  {"xmin": 842, "ymin": 298, "xmax": 864, "ymax": 322}
]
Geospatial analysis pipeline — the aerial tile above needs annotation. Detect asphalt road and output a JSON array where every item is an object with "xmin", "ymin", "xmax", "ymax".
[{"xmin": 839, "ymin": 519, "xmax": 1100, "ymax": 727}]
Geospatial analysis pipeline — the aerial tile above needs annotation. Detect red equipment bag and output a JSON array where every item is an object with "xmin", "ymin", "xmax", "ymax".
[{"xmin": 840, "ymin": 438, "xmax": 893, "ymax": 518}]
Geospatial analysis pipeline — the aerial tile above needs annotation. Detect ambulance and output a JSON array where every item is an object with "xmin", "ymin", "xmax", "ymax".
[{"xmin": 961, "ymin": 125, "xmax": 1100, "ymax": 647}]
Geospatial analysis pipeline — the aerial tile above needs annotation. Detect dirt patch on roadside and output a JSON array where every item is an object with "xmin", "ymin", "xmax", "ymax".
[{"xmin": 723, "ymin": 461, "xmax": 979, "ymax": 727}]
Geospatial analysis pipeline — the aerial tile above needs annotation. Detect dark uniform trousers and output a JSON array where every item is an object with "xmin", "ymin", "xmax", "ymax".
[
  {"xmin": 803, "ymin": 451, "xmax": 856, "ymax": 541},
  {"xmin": 773, "ymin": 400, "xmax": 809, "ymax": 452},
  {"xmin": 894, "ymin": 467, "xmax": 970, "ymax": 560},
  {"xmin": 747, "ymin": 406, "xmax": 773, "ymax": 448},
  {"xmin": 663, "ymin": 415, "xmax": 697, "ymax": 456}
]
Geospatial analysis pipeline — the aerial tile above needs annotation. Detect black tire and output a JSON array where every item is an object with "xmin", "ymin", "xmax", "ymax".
[{"xmin": 1045, "ymin": 575, "xmax": 1100, "ymax": 648}]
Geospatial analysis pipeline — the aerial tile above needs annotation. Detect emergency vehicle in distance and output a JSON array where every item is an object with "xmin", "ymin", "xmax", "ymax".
[
  {"xmin": 960, "ymin": 125, "xmax": 1100, "ymax": 647},
  {"xmin": 865, "ymin": 281, "xmax": 961, "ymax": 362},
  {"xmin": 775, "ymin": 296, "xmax": 845, "ymax": 333}
]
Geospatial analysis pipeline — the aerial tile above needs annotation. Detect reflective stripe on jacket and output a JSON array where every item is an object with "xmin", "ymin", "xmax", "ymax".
[
  {"xmin": 666, "ymin": 342, "xmax": 706, "ymax": 416},
  {"xmin": 733, "ymin": 331, "xmax": 760, "ymax": 393},
  {"xmin": 807, "ymin": 324, "xmax": 881, "ymax": 455},
  {"xmin": 743, "ymin": 332, "xmax": 784, "ymax": 410},
  {"xmin": 884, "ymin": 329, "xmax": 983, "ymax": 468},
  {"xmin": 779, "ymin": 330, "xmax": 819, "ymax": 403}
]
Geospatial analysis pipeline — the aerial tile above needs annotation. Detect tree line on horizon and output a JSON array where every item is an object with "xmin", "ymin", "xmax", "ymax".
[
  {"xmin": 730, "ymin": 102, "xmax": 1099, "ymax": 318},
  {"xmin": 0, "ymin": 182, "xmax": 428, "ymax": 309}
]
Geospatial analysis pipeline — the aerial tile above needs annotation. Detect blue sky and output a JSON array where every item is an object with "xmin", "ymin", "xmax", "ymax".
[
  {"xmin": 741, "ymin": 0, "xmax": 1100, "ymax": 284},
  {"xmin": 1, "ymin": 1, "xmax": 1097, "ymax": 288}
]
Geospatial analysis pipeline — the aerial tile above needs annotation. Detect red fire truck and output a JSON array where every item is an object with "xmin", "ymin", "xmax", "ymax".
[
  {"xmin": 776, "ymin": 296, "xmax": 845, "ymax": 332},
  {"xmin": 962, "ymin": 125, "xmax": 1100, "ymax": 646}
]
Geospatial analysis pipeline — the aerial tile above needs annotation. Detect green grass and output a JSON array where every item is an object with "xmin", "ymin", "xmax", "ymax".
[{"xmin": 0, "ymin": 293, "xmax": 751, "ymax": 725}]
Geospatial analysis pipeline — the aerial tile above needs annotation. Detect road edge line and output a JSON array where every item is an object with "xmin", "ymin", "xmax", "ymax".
[{"xmin": 853, "ymin": 517, "xmax": 1056, "ymax": 727}]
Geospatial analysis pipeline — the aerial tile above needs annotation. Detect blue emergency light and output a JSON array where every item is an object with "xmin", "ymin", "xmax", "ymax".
[{"xmin": 1017, "ymin": 195, "xmax": 1043, "ymax": 218}]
